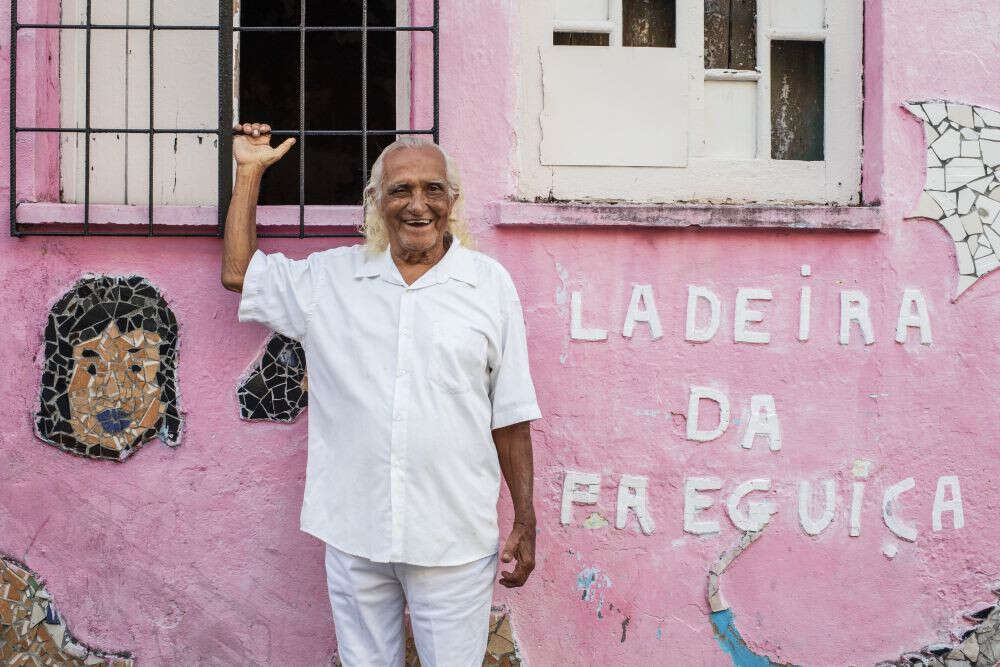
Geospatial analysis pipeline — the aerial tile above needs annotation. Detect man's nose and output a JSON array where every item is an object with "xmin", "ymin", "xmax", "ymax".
[{"xmin": 406, "ymin": 190, "xmax": 430, "ymax": 215}]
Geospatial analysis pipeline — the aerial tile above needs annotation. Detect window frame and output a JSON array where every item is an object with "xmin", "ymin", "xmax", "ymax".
[
  {"xmin": 515, "ymin": 0, "xmax": 865, "ymax": 207},
  {"xmin": 9, "ymin": 0, "xmax": 441, "ymax": 238}
]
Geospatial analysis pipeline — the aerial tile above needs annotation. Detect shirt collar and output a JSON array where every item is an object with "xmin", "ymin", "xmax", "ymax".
[{"xmin": 354, "ymin": 238, "xmax": 478, "ymax": 287}]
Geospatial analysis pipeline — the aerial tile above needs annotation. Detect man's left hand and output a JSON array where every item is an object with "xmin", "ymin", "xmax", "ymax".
[{"xmin": 498, "ymin": 520, "xmax": 535, "ymax": 587}]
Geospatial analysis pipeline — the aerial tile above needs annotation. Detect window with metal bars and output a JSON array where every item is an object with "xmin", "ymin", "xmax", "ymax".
[{"xmin": 9, "ymin": 0, "xmax": 440, "ymax": 238}]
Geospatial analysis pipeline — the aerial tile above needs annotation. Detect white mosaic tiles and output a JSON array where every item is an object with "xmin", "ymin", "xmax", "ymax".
[{"xmin": 905, "ymin": 101, "xmax": 1000, "ymax": 298}]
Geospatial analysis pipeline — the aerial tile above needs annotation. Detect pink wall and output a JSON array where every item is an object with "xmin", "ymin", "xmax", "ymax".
[{"xmin": 2, "ymin": 1, "xmax": 999, "ymax": 665}]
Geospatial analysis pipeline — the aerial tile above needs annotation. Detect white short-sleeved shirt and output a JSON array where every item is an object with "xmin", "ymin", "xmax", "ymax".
[{"xmin": 238, "ymin": 241, "xmax": 541, "ymax": 566}]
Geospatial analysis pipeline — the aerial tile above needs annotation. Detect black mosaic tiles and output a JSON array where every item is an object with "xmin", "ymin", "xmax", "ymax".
[{"xmin": 238, "ymin": 333, "xmax": 308, "ymax": 422}]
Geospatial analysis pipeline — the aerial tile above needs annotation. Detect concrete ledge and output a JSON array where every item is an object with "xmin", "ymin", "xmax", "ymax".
[
  {"xmin": 488, "ymin": 200, "xmax": 883, "ymax": 231},
  {"xmin": 14, "ymin": 203, "xmax": 362, "ymax": 230}
]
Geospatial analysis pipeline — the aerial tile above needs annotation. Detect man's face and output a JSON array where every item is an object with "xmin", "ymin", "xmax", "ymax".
[
  {"xmin": 67, "ymin": 322, "xmax": 164, "ymax": 453},
  {"xmin": 379, "ymin": 145, "xmax": 454, "ymax": 259}
]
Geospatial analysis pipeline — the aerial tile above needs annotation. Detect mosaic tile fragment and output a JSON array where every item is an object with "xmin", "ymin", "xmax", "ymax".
[
  {"xmin": 904, "ymin": 101, "xmax": 1000, "ymax": 298},
  {"xmin": 876, "ymin": 581, "xmax": 1000, "ymax": 667},
  {"xmin": 35, "ymin": 275, "xmax": 182, "ymax": 461},
  {"xmin": 237, "ymin": 333, "xmax": 308, "ymax": 422},
  {"xmin": 0, "ymin": 556, "xmax": 134, "ymax": 666}
]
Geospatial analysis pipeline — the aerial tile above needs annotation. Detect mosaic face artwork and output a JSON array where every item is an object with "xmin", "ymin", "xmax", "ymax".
[
  {"xmin": 904, "ymin": 101, "xmax": 1000, "ymax": 298},
  {"xmin": 0, "ymin": 556, "xmax": 134, "ymax": 666},
  {"xmin": 35, "ymin": 276, "xmax": 182, "ymax": 461},
  {"xmin": 237, "ymin": 333, "xmax": 308, "ymax": 422}
]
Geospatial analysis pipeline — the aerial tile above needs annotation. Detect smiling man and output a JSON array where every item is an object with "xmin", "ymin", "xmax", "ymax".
[{"xmin": 221, "ymin": 123, "xmax": 540, "ymax": 666}]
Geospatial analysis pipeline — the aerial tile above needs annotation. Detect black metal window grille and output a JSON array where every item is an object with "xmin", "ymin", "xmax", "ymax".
[{"xmin": 9, "ymin": 0, "xmax": 440, "ymax": 238}]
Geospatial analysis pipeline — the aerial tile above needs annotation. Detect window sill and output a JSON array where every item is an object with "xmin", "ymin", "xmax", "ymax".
[
  {"xmin": 488, "ymin": 200, "xmax": 882, "ymax": 231},
  {"xmin": 13, "ymin": 203, "xmax": 362, "ymax": 235}
]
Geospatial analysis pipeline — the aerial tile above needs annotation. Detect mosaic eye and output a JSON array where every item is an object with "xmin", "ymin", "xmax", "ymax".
[
  {"xmin": 87, "ymin": 364, "xmax": 97, "ymax": 375},
  {"xmin": 131, "ymin": 365, "xmax": 142, "ymax": 373},
  {"xmin": 81, "ymin": 349, "xmax": 99, "ymax": 358},
  {"xmin": 128, "ymin": 347, "xmax": 141, "ymax": 353}
]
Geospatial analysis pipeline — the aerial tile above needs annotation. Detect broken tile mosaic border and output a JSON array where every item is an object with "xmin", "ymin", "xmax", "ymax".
[
  {"xmin": 237, "ymin": 332, "xmax": 308, "ymax": 423},
  {"xmin": 34, "ymin": 275, "xmax": 182, "ymax": 462},
  {"xmin": 876, "ymin": 581, "xmax": 1000, "ymax": 667},
  {"xmin": 904, "ymin": 100, "xmax": 1000, "ymax": 298},
  {"xmin": 0, "ymin": 555, "xmax": 134, "ymax": 666}
]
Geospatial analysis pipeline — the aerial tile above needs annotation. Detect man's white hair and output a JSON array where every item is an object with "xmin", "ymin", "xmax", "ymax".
[{"xmin": 360, "ymin": 136, "xmax": 473, "ymax": 253}]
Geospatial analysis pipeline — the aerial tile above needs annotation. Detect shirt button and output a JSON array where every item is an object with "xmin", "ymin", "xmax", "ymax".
[
  {"xmin": 397, "ymin": 368, "xmax": 407, "ymax": 377},
  {"xmin": 401, "ymin": 328, "xmax": 410, "ymax": 337}
]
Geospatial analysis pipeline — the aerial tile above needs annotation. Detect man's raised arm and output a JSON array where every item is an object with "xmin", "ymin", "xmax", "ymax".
[{"xmin": 221, "ymin": 122, "xmax": 296, "ymax": 292}]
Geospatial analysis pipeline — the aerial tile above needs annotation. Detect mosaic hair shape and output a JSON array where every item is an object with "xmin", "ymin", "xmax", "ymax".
[
  {"xmin": 34, "ymin": 275, "xmax": 182, "ymax": 461},
  {"xmin": 238, "ymin": 333, "xmax": 308, "ymax": 422}
]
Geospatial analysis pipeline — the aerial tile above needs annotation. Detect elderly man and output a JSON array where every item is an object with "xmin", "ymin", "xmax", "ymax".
[{"xmin": 221, "ymin": 122, "xmax": 540, "ymax": 666}]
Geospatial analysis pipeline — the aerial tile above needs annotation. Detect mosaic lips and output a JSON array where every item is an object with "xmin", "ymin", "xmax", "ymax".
[{"xmin": 96, "ymin": 408, "xmax": 132, "ymax": 434}]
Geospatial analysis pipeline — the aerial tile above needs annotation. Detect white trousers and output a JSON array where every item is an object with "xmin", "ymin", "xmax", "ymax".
[{"xmin": 324, "ymin": 545, "xmax": 497, "ymax": 667}]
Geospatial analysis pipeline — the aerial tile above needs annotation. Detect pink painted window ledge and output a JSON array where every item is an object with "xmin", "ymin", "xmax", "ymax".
[
  {"xmin": 14, "ymin": 203, "xmax": 362, "ymax": 231},
  {"xmin": 487, "ymin": 200, "xmax": 882, "ymax": 231}
]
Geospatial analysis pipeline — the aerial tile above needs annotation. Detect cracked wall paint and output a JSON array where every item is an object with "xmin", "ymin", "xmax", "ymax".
[
  {"xmin": 34, "ymin": 276, "xmax": 182, "ymax": 461},
  {"xmin": 576, "ymin": 567, "xmax": 613, "ymax": 619},
  {"xmin": 0, "ymin": 556, "xmax": 134, "ymax": 666},
  {"xmin": 706, "ymin": 524, "xmax": 792, "ymax": 667}
]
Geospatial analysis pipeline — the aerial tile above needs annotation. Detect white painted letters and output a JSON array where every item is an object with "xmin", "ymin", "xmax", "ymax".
[
  {"xmin": 570, "ymin": 291, "xmax": 608, "ymax": 341},
  {"xmin": 686, "ymin": 386, "xmax": 731, "ymax": 442},
  {"xmin": 932, "ymin": 475, "xmax": 964, "ymax": 531},
  {"xmin": 725, "ymin": 478, "xmax": 776, "ymax": 532},
  {"xmin": 739, "ymin": 394, "xmax": 782, "ymax": 451},
  {"xmin": 622, "ymin": 284, "xmax": 663, "ymax": 340},
  {"xmin": 617, "ymin": 475, "xmax": 656, "ymax": 535},
  {"xmin": 882, "ymin": 477, "xmax": 917, "ymax": 542},
  {"xmin": 734, "ymin": 288, "xmax": 773, "ymax": 344},
  {"xmin": 895, "ymin": 288, "xmax": 933, "ymax": 345},
  {"xmin": 685, "ymin": 286, "xmax": 721, "ymax": 342},
  {"xmin": 561, "ymin": 471, "xmax": 601, "ymax": 525},
  {"xmin": 798, "ymin": 479, "xmax": 836, "ymax": 536},
  {"xmin": 840, "ymin": 290, "xmax": 875, "ymax": 345},
  {"xmin": 850, "ymin": 481, "xmax": 864, "ymax": 537},
  {"xmin": 684, "ymin": 477, "xmax": 722, "ymax": 534}
]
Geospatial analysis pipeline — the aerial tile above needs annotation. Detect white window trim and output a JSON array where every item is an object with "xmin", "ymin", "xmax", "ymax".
[{"xmin": 515, "ymin": 0, "xmax": 864, "ymax": 205}]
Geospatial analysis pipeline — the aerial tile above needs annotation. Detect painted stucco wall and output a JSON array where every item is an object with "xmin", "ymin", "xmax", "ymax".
[{"xmin": 2, "ymin": 1, "xmax": 999, "ymax": 665}]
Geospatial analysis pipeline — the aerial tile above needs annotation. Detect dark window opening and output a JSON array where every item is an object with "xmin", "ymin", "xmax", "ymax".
[
  {"xmin": 770, "ymin": 40, "xmax": 824, "ymax": 161},
  {"xmin": 704, "ymin": 0, "xmax": 756, "ymax": 69},
  {"xmin": 239, "ymin": 0, "xmax": 397, "ymax": 206},
  {"xmin": 623, "ymin": 0, "xmax": 676, "ymax": 47},
  {"xmin": 9, "ymin": 0, "xmax": 439, "ymax": 237},
  {"xmin": 553, "ymin": 32, "xmax": 610, "ymax": 46}
]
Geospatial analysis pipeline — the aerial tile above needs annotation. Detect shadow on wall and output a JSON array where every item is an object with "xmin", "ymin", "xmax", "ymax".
[
  {"xmin": 237, "ymin": 333, "xmax": 308, "ymax": 422},
  {"xmin": 34, "ymin": 275, "xmax": 182, "ymax": 461},
  {"xmin": 0, "ymin": 556, "xmax": 134, "ymax": 665}
]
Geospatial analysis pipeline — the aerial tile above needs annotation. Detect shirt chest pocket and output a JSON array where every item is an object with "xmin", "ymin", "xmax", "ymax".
[{"xmin": 430, "ymin": 320, "xmax": 488, "ymax": 394}]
